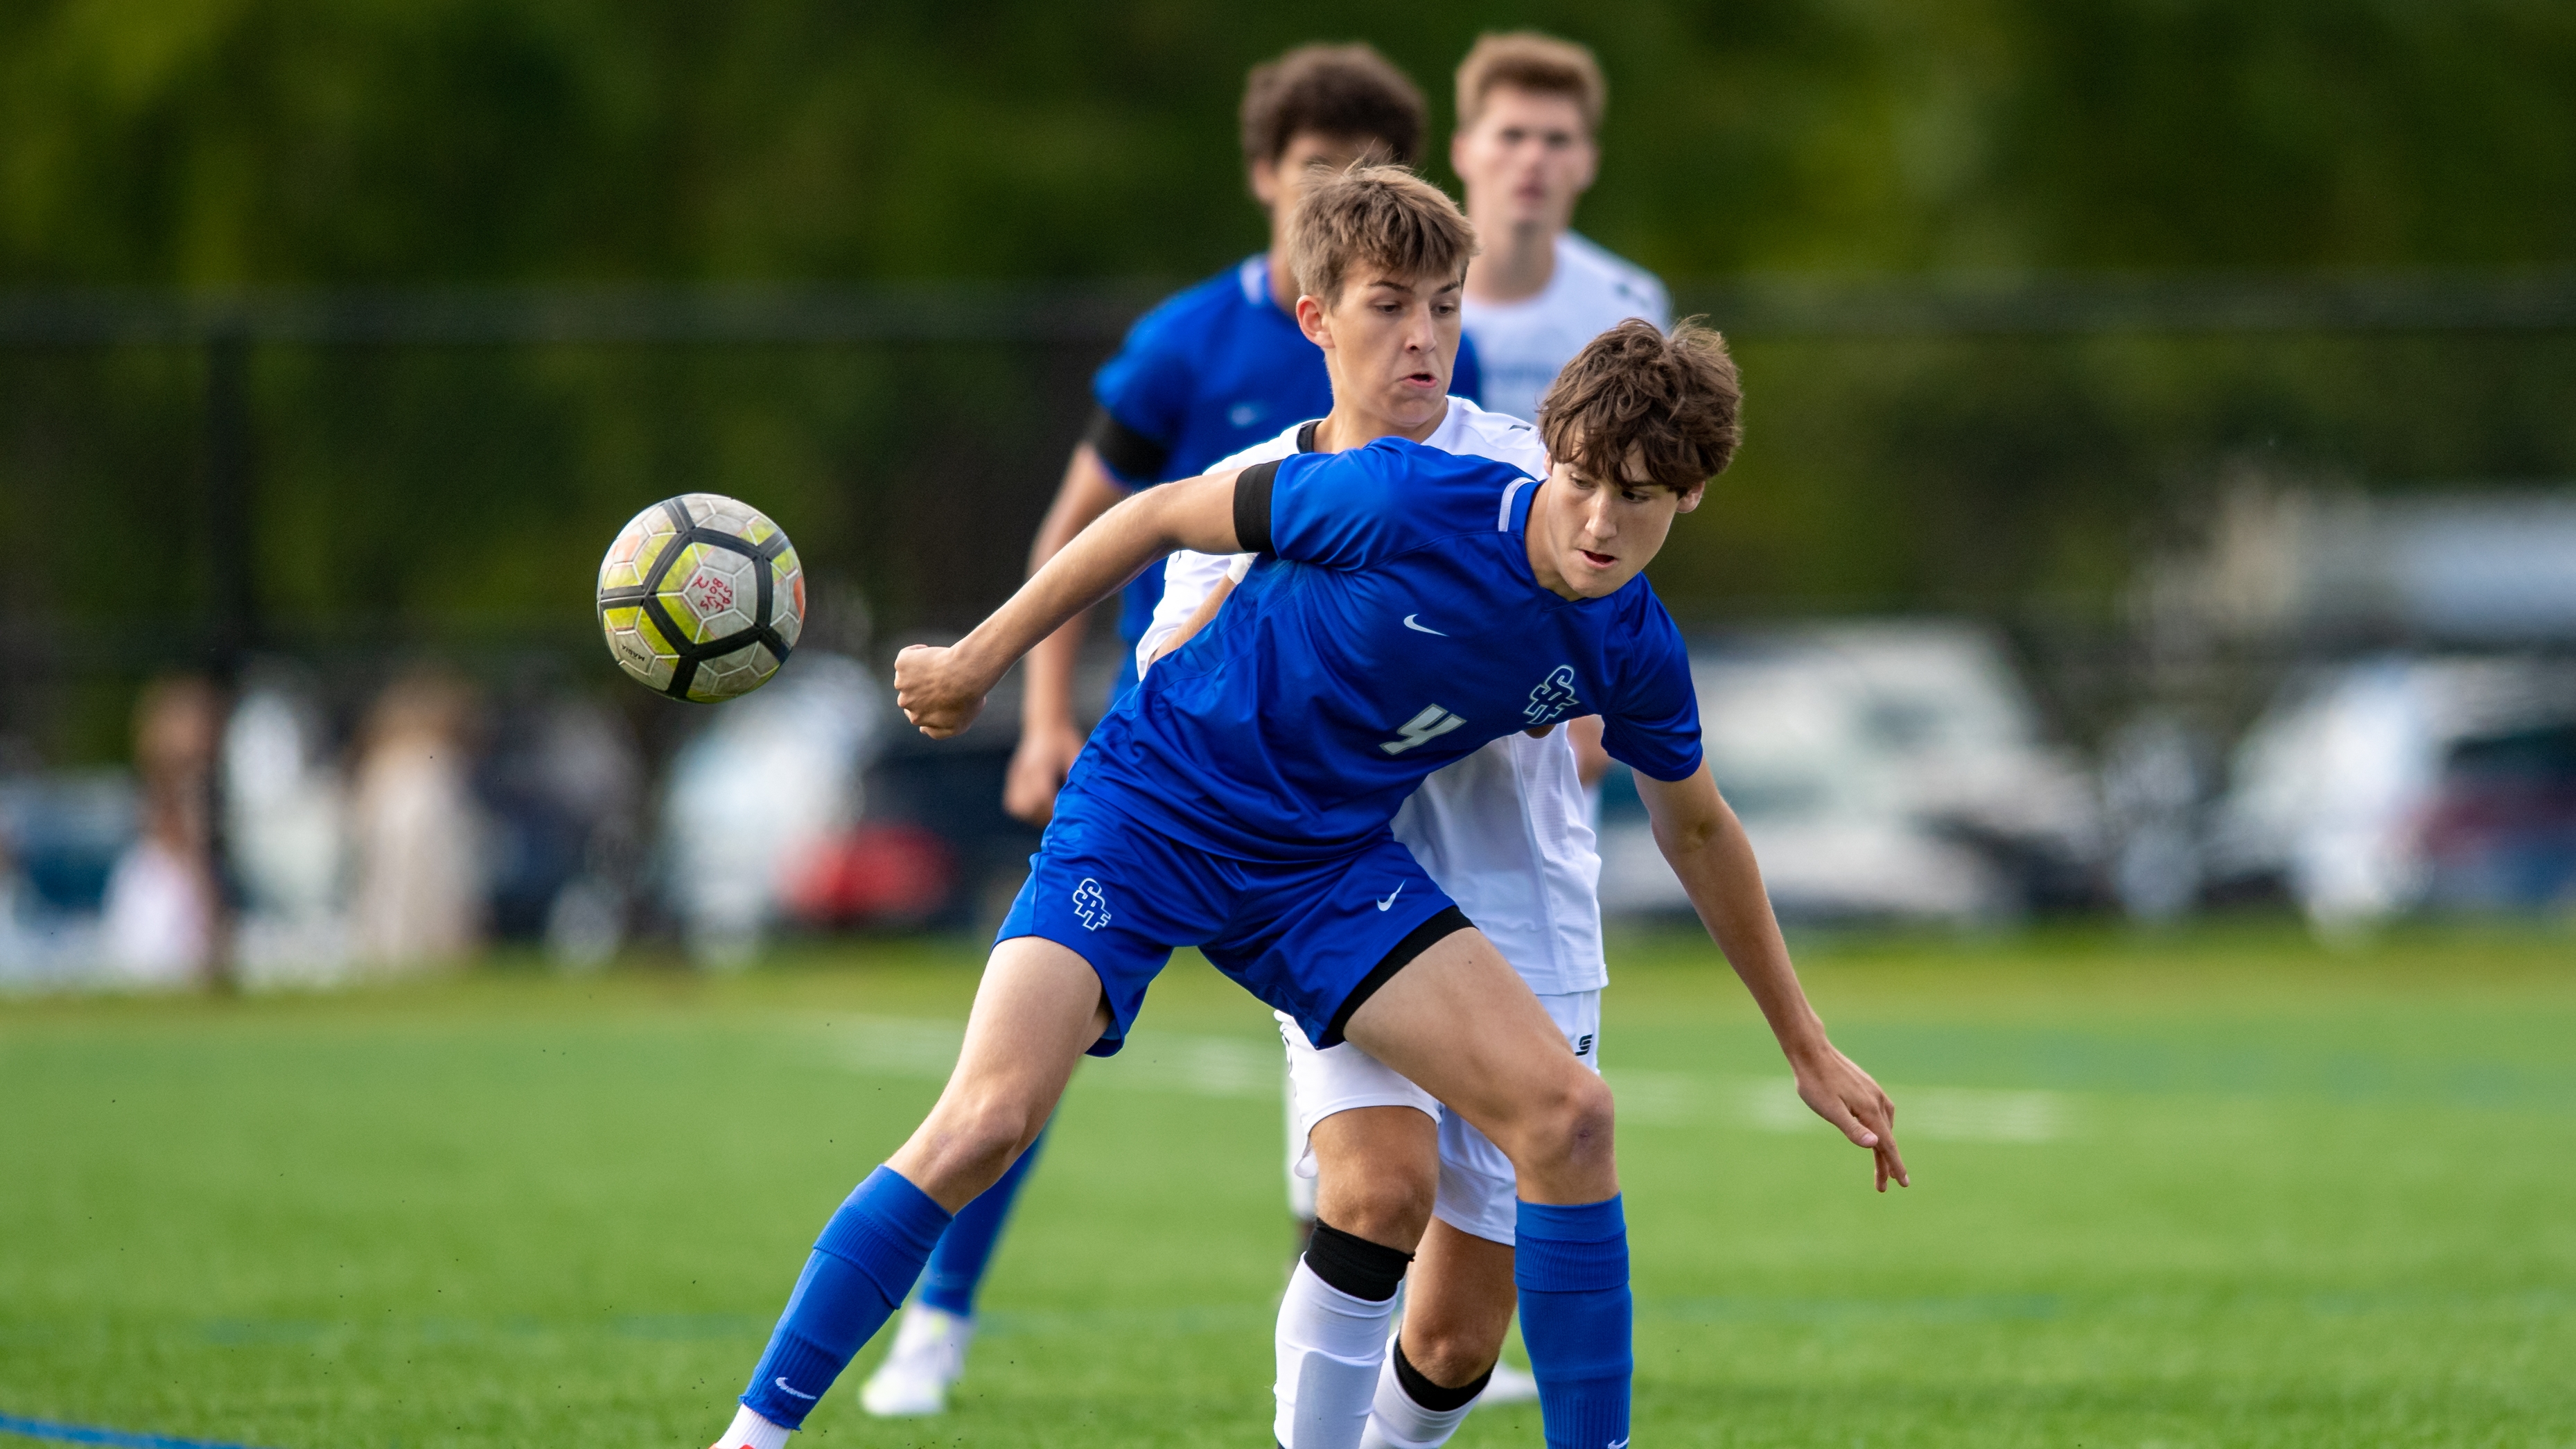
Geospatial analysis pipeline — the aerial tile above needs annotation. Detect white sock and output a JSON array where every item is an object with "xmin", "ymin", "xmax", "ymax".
[
  {"xmin": 1274, "ymin": 1259, "xmax": 1402, "ymax": 1449},
  {"xmin": 715, "ymin": 1403, "xmax": 791, "ymax": 1449},
  {"xmin": 1358, "ymin": 1343, "xmax": 1480, "ymax": 1449}
]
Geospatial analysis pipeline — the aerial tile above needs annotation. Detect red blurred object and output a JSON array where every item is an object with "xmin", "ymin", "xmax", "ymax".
[{"xmin": 781, "ymin": 822, "xmax": 958, "ymax": 927}]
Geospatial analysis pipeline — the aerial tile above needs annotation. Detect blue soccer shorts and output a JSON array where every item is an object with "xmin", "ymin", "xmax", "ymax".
[{"xmin": 996, "ymin": 784, "xmax": 1471, "ymax": 1057}]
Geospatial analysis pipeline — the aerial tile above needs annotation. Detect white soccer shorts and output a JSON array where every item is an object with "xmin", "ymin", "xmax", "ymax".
[{"xmin": 1277, "ymin": 990, "xmax": 1601, "ymax": 1247}]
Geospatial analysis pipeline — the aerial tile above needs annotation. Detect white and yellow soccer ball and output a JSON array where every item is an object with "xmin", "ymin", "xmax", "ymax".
[{"xmin": 596, "ymin": 493, "xmax": 804, "ymax": 702}]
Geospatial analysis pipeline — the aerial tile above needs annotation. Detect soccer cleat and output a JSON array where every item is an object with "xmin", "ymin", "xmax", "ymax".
[
  {"xmin": 1478, "ymin": 1359, "xmax": 1540, "ymax": 1407},
  {"xmin": 859, "ymin": 1303, "xmax": 975, "ymax": 1416}
]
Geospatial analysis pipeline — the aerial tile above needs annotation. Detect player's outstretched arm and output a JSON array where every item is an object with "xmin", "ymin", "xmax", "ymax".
[
  {"xmin": 1633, "ymin": 763, "xmax": 1910, "ymax": 1191},
  {"xmin": 895, "ymin": 471, "xmax": 1248, "ymax": 739}
]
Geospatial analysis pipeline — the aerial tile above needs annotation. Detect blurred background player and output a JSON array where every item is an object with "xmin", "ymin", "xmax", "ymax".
[
  {"xmin": 1453, "ymin": 32, "xmax": 1669, "ymax": 427},
  {"xmin": 861, "ymin": 42, "xmax": 1478, "ymax": 1419}
]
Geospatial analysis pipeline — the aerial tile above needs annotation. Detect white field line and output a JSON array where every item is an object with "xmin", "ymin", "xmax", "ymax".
[
  {"xmin": 832, "ymin": 1017, "xmax": 1280, "ymax": 1099},
  {"xmin": 830, "ymin": 1018, "xmax": 2068, "ymax": 1139},
  {"xmin": 1607, "ymin": 1070, "xmax": 2071, "ymax": 1144}
]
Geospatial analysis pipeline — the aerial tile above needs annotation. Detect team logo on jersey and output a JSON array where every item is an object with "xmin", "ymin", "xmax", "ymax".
[
  {"xmin": 1525, "ymin": 665, "xmax": 1581, "ymax": 726},
  {"xmin": 1573, "ymin": 1033, "xmax": 1595, "ymax": 1058},
  {"xmin": 1071, "ymin": 878, "xmax": 1112, "ymax": 930},
  {"xmin": 1381, "ymin": 704, "xmax": 1468, "ymax": 755}
]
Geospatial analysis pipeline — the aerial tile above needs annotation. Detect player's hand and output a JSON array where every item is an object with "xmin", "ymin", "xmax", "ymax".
[
  {"xmin": 1791, "ymin": 1044, "xmax": 1909, "ymax": 1192},
  {"xmin": 1005, "ymin": 717, "xmax": 1085, "ymax": 826},
  {"xmin": 894, "ymin": 644, "xmax": 990, "ymax": 739}
]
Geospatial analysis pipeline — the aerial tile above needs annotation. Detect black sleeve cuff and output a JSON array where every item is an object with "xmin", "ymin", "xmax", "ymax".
[
  {"xmin": 1083, "ymin": 405, "xmax": 1171, "ymax": 484},
  {"xmin": 1234, "ymin": 459, "xmax": 1279, "ymax": 554}
]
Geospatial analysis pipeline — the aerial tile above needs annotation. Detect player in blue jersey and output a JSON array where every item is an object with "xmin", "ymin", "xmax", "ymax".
[
  {"xmin": 859, "ymin": 45, "xmax": 1469, "ymax": 1418},
  {"xmin": 1003, "ymin": 43, "xmax": 1481, "ymax": 828},
  {"xmin": 707, "ymin": 168, "xmax": 1903, "ymax": 1449}
]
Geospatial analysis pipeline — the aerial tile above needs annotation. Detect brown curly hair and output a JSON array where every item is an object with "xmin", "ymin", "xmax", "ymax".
[{"xmin": 1539, "ymin": 319, "xmax": 1742, "ymax": 492}]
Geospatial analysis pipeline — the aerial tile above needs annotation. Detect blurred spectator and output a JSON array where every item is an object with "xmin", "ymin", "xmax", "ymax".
[
  {"xmin": 477, "ymin": 687, "xmax": 643, "ymax": 969},
  {"xmin": 2101, "ymin": 713, "xmax": 2211, "ymax": 924},
  {"xmin": 224, "ymin": 678, "xmax": 353, "ymax": 983},
  {"xmin": 100, "ymin": 676, "xmax": 224, "ymax": 985},
  {"xmin": 349, "ymin": 669, "xmax": 484, "ymax": 970},
  {"xmin": 661, "ymin": 653, "xmax": 884, "ymax": 965}
]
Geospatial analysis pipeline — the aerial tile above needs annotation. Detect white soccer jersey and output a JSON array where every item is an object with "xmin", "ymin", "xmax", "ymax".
[
  {"xmin": 1462, "ymin": 232, "xmax": 1672, "ymax": 425},
  {"xmin": 1138, "ymin": 398, "xmax": 1609, "ymax": 995}
]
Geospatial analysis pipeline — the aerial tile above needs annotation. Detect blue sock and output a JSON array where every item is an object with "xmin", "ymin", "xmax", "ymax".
[
  {"xmin": 740, "ymin": 1166, "xmax": 953, "ymax": 1429},
  {"xmin": 918, "ymin": 1121, "xmax": 1048, "ymax": 1317},
  {"xmin": 1514, "ymin": 1196, "xmax": 1632, "ymax": 1449}
]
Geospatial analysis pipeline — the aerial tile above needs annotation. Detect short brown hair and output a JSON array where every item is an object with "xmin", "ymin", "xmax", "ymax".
[
  {"xmin": 1540, "ymin": 319, "xmax": 1743, "ymax": 492},
  {"xmin": 1456, "ymin": 31, "xmax": 1606, "ymax": 134},
  {"xmin": 1286, "ymin": 164, "xmax": 1478, "ymax": 307},
  {"xmin": 1241, "ymin": 44, "xmax": 1427, "ymax": 168}
]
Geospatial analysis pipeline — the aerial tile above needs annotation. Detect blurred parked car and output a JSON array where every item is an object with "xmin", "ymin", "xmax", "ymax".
[
  {"xmin": 659, "ymin": 652, "xmax": 888, "ymax": 964},
  {"xmin": 2205, "ymin": 656, "xmax": 2576, "ymax": 929},
  {"xmin": 0, "ymin": 771, "xmax": 130, "ymax": 985},
  {"xmin": 1596, "ymin": 621, "xmax": 2100, "ymax": 924}
]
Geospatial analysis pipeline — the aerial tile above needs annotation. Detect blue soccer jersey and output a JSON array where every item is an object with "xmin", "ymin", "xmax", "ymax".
[
  {"xmin": 1086, "ymin": 257, "xmax": 1486, "ymax": 685},
  {"xmin": 1010, "ymin": 436, "xmax": 1701, "ymax": 1054},
  {"xmin": 1071, "ymin": 437, "xmax": 1703, "ymax": 862}
]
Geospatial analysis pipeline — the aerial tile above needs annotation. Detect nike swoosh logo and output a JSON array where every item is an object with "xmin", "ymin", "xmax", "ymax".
[
  {"xmin": 1376, "ymin": 884, "xmax": 1403, "ymax": 911},
  {"xmin": 773, "ymin": 1378, "xmax": 818, "ymax": 1400},
  {"xmin": 1609, "ymin": 1440, "xmax": 1630, "ymax": 1448},
  {"xmin": 1403, "ymin": 613, "xmax": 1446, "ymax": 635}
]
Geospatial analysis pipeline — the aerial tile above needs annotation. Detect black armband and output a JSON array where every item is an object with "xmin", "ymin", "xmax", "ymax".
[
  {"xmin": 1083, "ymin": 406, "xmax": 1171, "ymax": 483},
  {"xmin": 1234, "ymin": 459, "xmax": 1279, "ymax": 554}
]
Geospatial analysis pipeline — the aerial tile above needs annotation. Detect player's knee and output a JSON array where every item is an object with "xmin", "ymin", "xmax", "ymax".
[
  {"xmin": 1518, "ymin": 1067, "xmax": 1616, "ymax": 1166},
  {"xmin": 936, "ymin": 1091, "xmax": 1049, "ymax": 1176},
  {"xmin": 1320, "ymin": 1160, "xmax": 1438, "ymax": 1245}
]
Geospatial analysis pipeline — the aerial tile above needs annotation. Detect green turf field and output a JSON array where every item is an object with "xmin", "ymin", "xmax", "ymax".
[{"xmin": 3, "ymin": 922, "xmax": 2573, "ymax": 1448}]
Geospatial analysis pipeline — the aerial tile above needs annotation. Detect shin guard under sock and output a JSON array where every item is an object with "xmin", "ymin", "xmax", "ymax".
[
  {"xmin": 739, "ymin": 1166, "xmax": 954, "ymax": 1429},
  {"xmin": 1274, "ymin": 1222, "xmax": 1412, "ymax": 1449},
  {"xmin": 1514, "ymin": 1197, "xmax": 1631, "ymax": 1449}
]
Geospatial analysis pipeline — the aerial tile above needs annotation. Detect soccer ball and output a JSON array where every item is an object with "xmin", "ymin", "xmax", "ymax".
[{"xmin": 596, "ymin": 493, "xmax": 804, "ymax": 702}]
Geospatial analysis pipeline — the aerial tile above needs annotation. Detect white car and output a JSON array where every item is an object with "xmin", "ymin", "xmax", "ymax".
[
  {"xmin": 1596, "ymin": 621, "xmax": 2099, "ymax": 924},
  {"xmin": 2204, "ymin": 656, "xmax": 2576, "ymax": 930}
]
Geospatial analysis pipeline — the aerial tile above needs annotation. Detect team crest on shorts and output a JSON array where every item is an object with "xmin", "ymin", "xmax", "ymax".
[{"xmin": 1071, "ymin": 878, "xmax": 1112, "ymax": 931}]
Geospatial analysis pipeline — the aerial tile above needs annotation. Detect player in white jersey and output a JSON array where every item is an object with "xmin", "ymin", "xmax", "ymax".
[
  {"xmin": 1138, "ymin": 395, "xmax": 1611, "ymax": 1448},
  {"xmin": 1452, "ymin": 33, "xmax": 1671, "ymax": 426}
]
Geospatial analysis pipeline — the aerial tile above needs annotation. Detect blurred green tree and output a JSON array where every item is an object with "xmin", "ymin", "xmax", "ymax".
[
  {"xmin": 3, "ymin": 0, "xmax": 2570, "ymax": 282},
  {"xmin": 1, "ymin": 0, "xmax": 2573, "ymax": 740}
]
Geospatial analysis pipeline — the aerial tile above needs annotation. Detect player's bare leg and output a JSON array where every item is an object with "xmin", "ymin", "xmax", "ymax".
[
  {"xmin": 1340, "ymin": 927, "xmax": 1627, "ymax": 1449},
  {"xmin": 1342, "ymin": 931, "xmax": 1615, "ymax": 1202},
  {"xmin": 713, "ymin": 938, "xmax": 1106, "ymax": 1449},
  {"xmin": 1275, "ymin": 1106, "xmax": 1439, "ymax": 1448},
  {"xmin": 884, "ymin": 940, "xmax": 1108, "ymax": 1207},
  {"xmin": 1362, "ymin": 1222, "xmax": 1518, "ymax": 1448}
]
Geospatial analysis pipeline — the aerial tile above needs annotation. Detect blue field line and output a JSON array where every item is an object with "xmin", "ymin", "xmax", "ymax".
[{"xmin": 0, "ymin": 1414, "xmax": 275, "ymax": 1449}]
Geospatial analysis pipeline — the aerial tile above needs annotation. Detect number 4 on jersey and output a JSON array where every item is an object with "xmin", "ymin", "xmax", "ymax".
[{"xmin": 1381, "ymin": 704, "xmax": 1468, "ymax": 755}]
